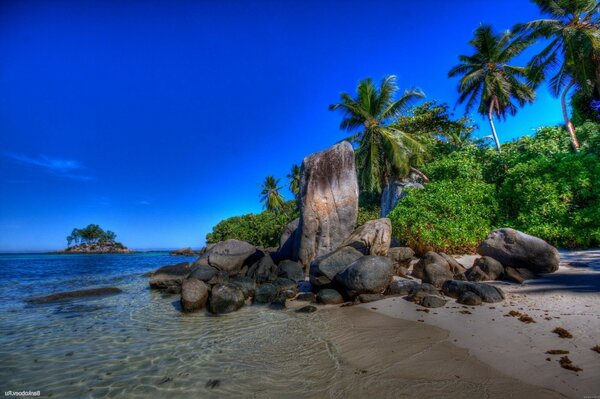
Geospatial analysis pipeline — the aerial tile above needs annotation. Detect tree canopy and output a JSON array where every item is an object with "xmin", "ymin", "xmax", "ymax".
[{"xmin": 67, "ymin": 224, "xmax": 118, "ymax": 247}]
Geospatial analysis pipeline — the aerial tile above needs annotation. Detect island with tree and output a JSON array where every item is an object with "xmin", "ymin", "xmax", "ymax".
[{"xmin": 57, "ymin": 224, "xmax": 133, "ymax": 253}]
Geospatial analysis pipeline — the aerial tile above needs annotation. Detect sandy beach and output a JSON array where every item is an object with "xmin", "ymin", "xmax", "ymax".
[{"xmin": 353, "ymin": 250, "xmax": 600, "ymax": 398}]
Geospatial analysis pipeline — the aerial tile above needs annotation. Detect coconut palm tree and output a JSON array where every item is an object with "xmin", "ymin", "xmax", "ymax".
[
  {"xmin": 515, "ymin": 0, "xmax": 600, "ymax": 151},
  {"xmin": 329, "ymin": 75, "xmax": 426, "ymax": 194},
  {"xmin": 287, "ymin": 164, "xmax": 301, "ymax": 198},
  {"xmin": 448, "ymin": 25, "xmax": 536, "ymax": 152},
  {"xmin": 260, "ymin": 176, "xmax": 285, "ymax": 212}
]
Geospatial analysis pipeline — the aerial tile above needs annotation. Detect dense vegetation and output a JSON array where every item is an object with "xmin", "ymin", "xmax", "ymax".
[{"xmin": 66, "ymin": 224, "xmax": 123, "ymax": 247}]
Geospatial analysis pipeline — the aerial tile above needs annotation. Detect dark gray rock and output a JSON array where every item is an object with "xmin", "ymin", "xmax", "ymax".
[
  {"xmin": 457, "ymin": 291, "xmax": 483, "ymax": 306},
  {"xmin": 387, "ymin": 247, "xmax": 415, "ymax": 275},
  {"xmin": 296, "ymin": 292, "xmax": 317, "ymax": 302},
  {"xmin": 253, "ymin": 284, "xmax": 278, "ymax": 304},
  {"xmin": 385, "ymin": 279, "xmax": 420, "ymax": 296},
  {"xmin": 294, "ymin": 141, "xmax": 359, "ymax": 267},
  {"xmin": 206, "ymin": 240, "xmax": 256, "ymax": 275},
  {"xmin": 316, "ymin": 288, "xmax": 344, "ymax": 305},
  {"xmin": 412, "ymin": 252, "xmax": 449, "ymax": 280},
  {"xmin": 298, "ymin": 281, "xmax": 312, "ymax": 293},
  {"xmin": 341, "ymin": 218, "xmax": 392, "ymax": 256},
  {"xmin": 206, "ymin": 271, "xmax": 229, "ymax": 287},
  {"xmin": 474, "ymin": 256, "xmax": 504, "ymax": 280},
  {"xmin": 277, "ymin": 260, "xmax": 305, "ymax": 283},
  {"xmin": 380, "ymin": 178, "xmax": 425, "ymax": 217},
  {"xmin": 296, "ymin": 305, "xmax": 317, "ymax": 313},
  {"xmin": 356, "ymin": 293, "xmax": 385, "ymax": 303},
  {"xmin": 277, "ymin": 218, "xmax": 299, "ymax": 261},
  {"xmin": 407, "ymin": 284, "xmax": 441, "ymax": 303},
  {"xmin": 465, "ymin": 265, "xmax": 490, "ymax": 282},
  {"xmin": 28, "ymin": 287, "xmax": 122, "ymax": 304},
  {"xmin": 439, "ymin": 253, "xmax": 467, "ymax": 276},
  {"xmin": 268, "ymin": 293, "xmax": 288, "ymax": 309},
  {"xmin": 442, "ymin": 280, "xmax": 505, "ymax": 303},
  {"xmin": 272, "ymin": 278, "xmax": 297, "ymax": 295},
  {"xmin": 230, "ymin": 276, "xmax": 257, "ymax": 299},
  {"xmin": 421, "ymin": 263, "xmax": 454, "ymax": 288},
  {"xmin": 477, "ymin": 228, "xmax": 560, "ymax": 274},
  {"xmin": 334, "ymin": 256, "xmax": 394, "ymax": 297},
  {"xmin": 421, "ymin": 295, "xmax": 447, "ymax": 308},
  {"xmin": 149, "ymin": 262, "xmax": 193, "ymax": 293},
  {"xmin": 503, "ymin": 267, "xmax": 537, "ymax": 284},
  {"xmin": 247, "ymin": 255, "xmax": 278, "ymax": 284},
  {"xmin": 180, "ymin": 278, "xmax": 209, "ymax": 312},
  {"xmin": 208, "ymin": 284, "xmax": 245, "ymax": 314},
  {"xmin": 309, "ymin": 246, "xmax": 363, "ymax": 287},
  {"xmin": 189, "ymin": 264, "xmax": 219, "ymax": 282}
]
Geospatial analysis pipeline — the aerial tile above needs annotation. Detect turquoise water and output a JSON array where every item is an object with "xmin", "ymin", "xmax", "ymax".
[{"xmin": 0, "ymin": 253, "xmax": 344, "ymax": 398}]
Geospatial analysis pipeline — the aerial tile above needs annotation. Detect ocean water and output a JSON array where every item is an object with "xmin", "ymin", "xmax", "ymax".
[{"xmin": 0, "ymin": 253, "xmax": 344, "ymax": 398}]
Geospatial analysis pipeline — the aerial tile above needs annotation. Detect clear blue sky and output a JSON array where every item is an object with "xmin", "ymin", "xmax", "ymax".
[{"xmin": 0, "ymin": 0, "xmax": 565, "ymax": 251}]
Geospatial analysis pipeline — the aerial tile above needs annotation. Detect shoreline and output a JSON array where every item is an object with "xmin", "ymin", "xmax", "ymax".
[{"xmin": 357, "ymin": 250, "xmax": 600, "ymax": 398}]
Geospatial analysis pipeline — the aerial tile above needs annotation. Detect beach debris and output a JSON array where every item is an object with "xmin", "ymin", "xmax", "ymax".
[
  {"xmin": 205, "ymin": 379, "xmax": 220, "ymax": 389},
  {"xmin": 459, "ymin": 310, "xmax": 472, "ymax": 314},
  {"xmin": 558, "ymin": 356, "xmax": 582, "ymax": 372},
  {"xmin": 546, "ymin": 350, "xmax": 569, "ymax": 355},
  {"xmin": 591, "ymin": 345, "xmax": 600, "ymax": 354},
  {"xmin": 505, "ymin": 310, "xmax": 521, "ymax": 317},
  {"xmin": 553, "ymin": 327, "xmax": 573, "ymax": 339},
  {"xmin": 416, "ymin": 308, "xmax": 430, "ymax": 313},
  {"xmin": 518, "ymin": 314, "xmax": 535, "ymax": 324}
]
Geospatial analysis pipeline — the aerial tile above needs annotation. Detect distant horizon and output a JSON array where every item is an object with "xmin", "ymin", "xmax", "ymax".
[{"xmin": 0, "ymin": 0, "xmax": 567, "ymax": 251}]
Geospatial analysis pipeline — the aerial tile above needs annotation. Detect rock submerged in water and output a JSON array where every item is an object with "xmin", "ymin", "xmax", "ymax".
[
  {"xmin": 28, "ymin": 287, "xmax": 122, "ymax": 304},
  {"xmin": 309, "ymin": 246, "xmax": 363, "ymax": 288},
  {"xmin": 342, "ymin": 218, "xmax": 392, "ymax": 256},
  {"xmin": 294, "ymin": 141, "xmax": 359, "ymax": 267},
  {"xmin": 209, "ymin": 284, "xmax": 245, "ymax": 314},
  {"xmin": 334, "ymin": 256, "xmax": 394, "ymax": 297},
  {"xmin": 149, "ymin": 263, "xmax": 193, "ymax": 293},
  {"xmin": 477, "ymin": 228, "xmax": 560, "ymax": 274},
  {"xmin": 181, "ymin": 278, "xmax": 209, "ymax": 312}
]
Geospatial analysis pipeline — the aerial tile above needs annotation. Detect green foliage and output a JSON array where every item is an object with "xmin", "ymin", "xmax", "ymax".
[
  {"xmin": 388, "ymin": 180, "xmax": 499, "ymax": 254},
  {"xmin": 206, "ymin": 201, "xmax": 299, "ymax": 247},
  {"xmin": 357, "ymin": 191, "xmax": 381, "ymax": 227},
  {"xmin": 576, "ymin": 122, "xmax": 600, "ymax": 157},
  {"xmin": 422, "ymin": 147, "xmax": 485, "ymax": 182},
  {"xmin": 287, "ymin": 164, "xmax": 301, "ymax": 197},
  {"xmin": 260, "ymin": 175, "xmax": 285, "ymax": 212},
  {"xmin": 66, "ymin": 224, "xmax": 119, "ymax": 247}
]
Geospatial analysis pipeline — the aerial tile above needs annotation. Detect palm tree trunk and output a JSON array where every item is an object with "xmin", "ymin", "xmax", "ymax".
[
  {"xmin": 488, "ymin": 103, "xmax": 501, "ymax": 152},
  {"xmin": 561, "ymin": 79, "xmax": 580, "ymax": 152}
]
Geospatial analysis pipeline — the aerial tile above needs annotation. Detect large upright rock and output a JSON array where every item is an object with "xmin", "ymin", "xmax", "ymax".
[
  {"xmin": 294, "ymin": 142, "xmax": 359, "ymax": 267},
  {"xmin": 380, "ymin": 176, "xmax": 425, "ymax": 217},
  {"xmin": 341, "ymin": 218, "xmax": 392, "ymax": 256},
  {"xmin": 477, "ymin": 228, "xmax": 560, "ymax": 274}
]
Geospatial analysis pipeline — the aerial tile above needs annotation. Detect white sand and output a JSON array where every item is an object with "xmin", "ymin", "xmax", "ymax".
[{"xmin": 360, "ymin": 250, "xmax": 600, "ymax": 398}]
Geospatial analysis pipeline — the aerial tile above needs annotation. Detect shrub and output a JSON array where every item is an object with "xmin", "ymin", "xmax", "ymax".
[{"xmin": 388, "ymin": 180, "xmax": 499, "ymax": 254}]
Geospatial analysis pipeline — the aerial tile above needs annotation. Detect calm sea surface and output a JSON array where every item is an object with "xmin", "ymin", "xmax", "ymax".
[{"xmin": 0, "ymin": 253, "xmax": 344, "ymax": 398}]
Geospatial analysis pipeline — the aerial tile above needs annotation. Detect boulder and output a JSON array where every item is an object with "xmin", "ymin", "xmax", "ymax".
[
  {"xmin": 268, "ymin": 293, "xmax": 288, "ymax": 310},
  {"xmin": 407, "ymin": 284, "xmax": 441, "ymax": 303},
  {"xmin": 380, "ymin": 178, "xmax": 425, "ymax": 217},
  {"xmin": 385, "ymin": 279, "xmax": 420, "ymax": 296},
  {"xmin": 189, "ymin": 264, "xmax": 219, "ymax": 282},
  {"xmin": 294, "ymin": 141, "xmax": 359, "ymax": 267},
  {"xmin": 206, "ymin": 240, "xmax": 256, "ymax": 275},
  {"xmin": 503, "ymin": 267, "xmax": 537, "ymax": 284},
  {"xmin": 387, "ymin": 247, "xmax": 414, "ymax": 275},
  {"xmin": 206, "ymin": 271, "xmax": 230, "ymax": 287},
  {"xmin": 477, "ymin": 228, "xmax": 560, "ymax": 274},
  {"xmin": 296, "ymin": 305, "xmax": 317, "ymax": 313},
  {"xmin": 149, "ymin": 262, "xmax": 193, "ymax": 293},
  {"xmin": 28, "ymin": 287, "xmax": 122, "ymax": 304},
  {"xmin": 253, "ymin": 284, "xmax": 278, "ymax": 304},
  {"xmin": 298, "ymin": 281, "xmax": 313, "ymax": 293},
  {"xmin": 341, "ymin": 218, "xmax": 392, "ymax": 256},
  {"xmin": 180, "ymin": 278, "xmax": 209, "ymax": 312},
  {"xmin": 466, "ymin": 256, "xmax": 504, "ymax": 281},
  {"xmin": 230, "ymin": 276, "xmax": 257, "ymax": 299},
  {"xmin": 316, "ymin": 288, "xmax": 344, "ymax": 305},
  {"xmin": 334, "ymin": 256, "xmax": 394, "ymax": 297},
  {"xmin": 356, "ymin": 293, "xmax": 385, "ymax": 303},
  {"xmin": 170, "ymin": 247, "xmax": 197, "ymax": 256},
  {"xmin": 309, "ymin": 246, "xmax": 363, "ymax": 287},
  {"xmin": 296, "ymin": 292, "xmax": 317, "ymax": 302},
  {"xmin": 277, "ymin": 218, "xmax": 299, "ymax": 261},
  {"xmin": 439, "ymin": 253, "xmax": 467, "ymax": 275},
  {"xmin": 457, "ymin": 291, "xmax": 482, "ymax": 306},
  {"xmin": 412, "ymin": 252, "xmax": 449, "ymax": 280},
  {"xmin": 464, "ymin": 265, "xmax": 490, "ymax": 282},
  {"xmin": 277, "ymin": 260, "xmax": 305, "ymax": 283},
  {"xmin": 247, "ymin": 255, "xmax": 278, "ymax": 284},
  {"xmin": 208, "ymin": 284, "xmax": 245, "ymax": 314},
  {"xmin": 442, "ymin": 280, "xmax": 505, "ymax": 303},
  {"xmin": 272, "ymin": 278, "xmax": 297, "ymax": 295},
  {"xmin": 421, "ymin": 263, "xmax": 454, "ymax": 288},
  {"xmin": 421, "ymin": 295, "xmax": 447, "ymax": 308}
]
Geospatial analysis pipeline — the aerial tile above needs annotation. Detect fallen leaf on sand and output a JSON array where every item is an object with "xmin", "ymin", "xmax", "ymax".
[
  {"xmin": 553, "ymin": 327, "xmax": 573, "ymax": 339},
  {"xmin": 559, "ymin": 356, "xmax": 582, "ymax": 372},
  {"xmin": 546, "ymin": 350, "xmax": 569, "ymax": 355}
]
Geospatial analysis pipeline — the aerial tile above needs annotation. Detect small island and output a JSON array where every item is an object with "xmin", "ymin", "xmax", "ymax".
[{"xmin": 55, "ymin": 224, "xmax": 133, "ymax": 254}]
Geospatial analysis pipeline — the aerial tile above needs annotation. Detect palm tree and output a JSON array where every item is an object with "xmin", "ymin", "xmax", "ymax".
[
  {"xmin": 287, "ymin": 164, "xmax": 301, "ymax": 198},
  {"xmin": 448, "ymin": 25, "xmax": 536, "ymax": 152},
  {"xmin": 329, "ymin": 75, "xmax": 426, "ymax": 194},
  {"xmin": 515, "ymin": 0, "xmax": 600, "ymax": 151},
  {"xmin": 260, "ymin": 176, "xmax": 285, "ymax": 212}
]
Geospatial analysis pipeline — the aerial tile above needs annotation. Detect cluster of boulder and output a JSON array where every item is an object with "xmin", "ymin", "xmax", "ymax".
[{"xmin": 147, "ymin": 141, "xmax": 561, "ymax": 314}]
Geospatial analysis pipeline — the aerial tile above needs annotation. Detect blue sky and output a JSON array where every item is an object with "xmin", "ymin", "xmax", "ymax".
[{"xmin": 0, "ymin": 0, "xmax": 566, "ymax": 251}]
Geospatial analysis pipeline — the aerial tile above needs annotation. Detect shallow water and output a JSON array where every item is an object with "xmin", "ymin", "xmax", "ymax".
[{"xmin": 0, "ymin": 253, "xmax": 347, "ymax": 398}]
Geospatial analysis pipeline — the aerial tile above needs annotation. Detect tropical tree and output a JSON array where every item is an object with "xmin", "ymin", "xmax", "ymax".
[
  {"xmin": 329, "ymin": 75, "xmax": 426, "ymax": 194},
  {"xmin": 449, "ymin": 25, "xmax": 536, "ymax": 152},
  {"xmin": 515, "ymin": 0, "xmax": 600, "ymax": 151},
  {"xmin": 260, "ymin": 175, "xmax": 285, "ymax": 212},
  {"xmin": 287, "ymin": 164, "xmax": 301, "ymax": 197}
]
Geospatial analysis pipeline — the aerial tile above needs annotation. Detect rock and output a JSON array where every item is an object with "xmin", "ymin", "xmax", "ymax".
[
  {"xmin": 206, "ymin": 271, "xmax": 229, "ymax": 287},
  {"xmin": 206, "ymin": 240, "xmax": 256, "ymax": 275},
  {"xmin": 272, "ymin": 278, "xmax": 297, "ymax": 295},
  {"xmin": 230, "ymin": 276, "xmax": 257, "ymax": 299},
  {"xmin": 57, "ymin": 241, "xmax": 134, "ymax": 254},
  {"xmin": 189, "ymin": 264, "xmax": 219, "ymax": 282},
  {"xmin": 277, "ymin": 218, "xmax": 299, "ymax": 261},
  {"xmin": 442, "ymin": 280, "xmax": 505, "ymax": 303},
  {"xmin": 309, "ymin": 246, "xmax": 363, "ymax": 287},
  {"xmin": 208, "ymin": 284, "xmax": 245, "ymax": 314},
  {"xmin": 387, "ymin": 247, "xmax": 415, "ymax": 275},
  {"xmin": 298, "ymin": 281, "xmax": 312, "ymax": 293},
  {"xmin": 28, "ymin": 287, "xmax": 122, "ymax": 304},
  {"xmin": 356, "ymin": 293, "xmax": 385, "ymax": 303},
  {"xmin": 294, "ymin": 141, "xmax": 359, "ymax": 267},
  {"xmin": 296, "ymin": 292, "xmax": 317, "ymax": 302},
  {"xmin": 277, "ymin": 260, "xmax": 305, "ymax": 283},
  {"xmin": 412, "ymin": 252, "xmax": 449, "ymax": 280},
  {"xmin": 457, "ymin": 291, "xmax": 482, "ymax": 306},
  {"xmin": 341, "ymin": 218, "xmax": 392, "ymax": 256},
  {"xmin": 380, "ymin": 178, "xmax": 425, "ymax": 217},
  {"xmin": 385, "ymin": 279, "xmax": 420, "ymax": 296},
  {"xmin": 407, "ymin": 284, "xmax": 441, "ymax": 303},
  {"xmin": 421, "ymin": 263, "xmax": 454, "ymax": 288},
  {"xmin": 253, "ymin": 284, "xmax": 278, "ymax": 304},
  {"xmin": 334, "ymin": 256, "xmax": 394, "ymax": 297},
  {"xmin": 421, "ymin": 295, "xmax": 447, "ymax": 308},
  {"xmin": 180, "ymin": 278, "xmax": 209, "ymax": 312},
  {"xmin": 477, "ymin": 228, "xmax": 560, "ymax": 274},
  {"xmin": 474, "ymin": 256, "xmax": 504, "ymax": 280},
  {"xmin": 464, "ymin": 265, "xmax": 490, "ymax": 282},
  {"xmin": 170, "ymin": 247, "xmax": 198, "ymax": 256},
  {"xmin": 439, "ymin": 253, "xmax": 467, "ymax": 276},
  {"xmin": 296, "ymin": 305, "xmax": 317, "ymax": 313},
  {"xmin": 503, "ymin": 267, "xmax": 536, "ymax": 284},
  {"xmin": 316, "ymin": 288, "xmax": 344, "ymax": 305},
  {"xmin": 247, "ymin": 255, "xmax": 278, "ymax": 284},
  {"xmin": 269, "ymin": 293, "xmax": 288, "ymax": 309},
  {"xmin": 149, "ymin": 263, "xmax": 193, "ymax": 293}
]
